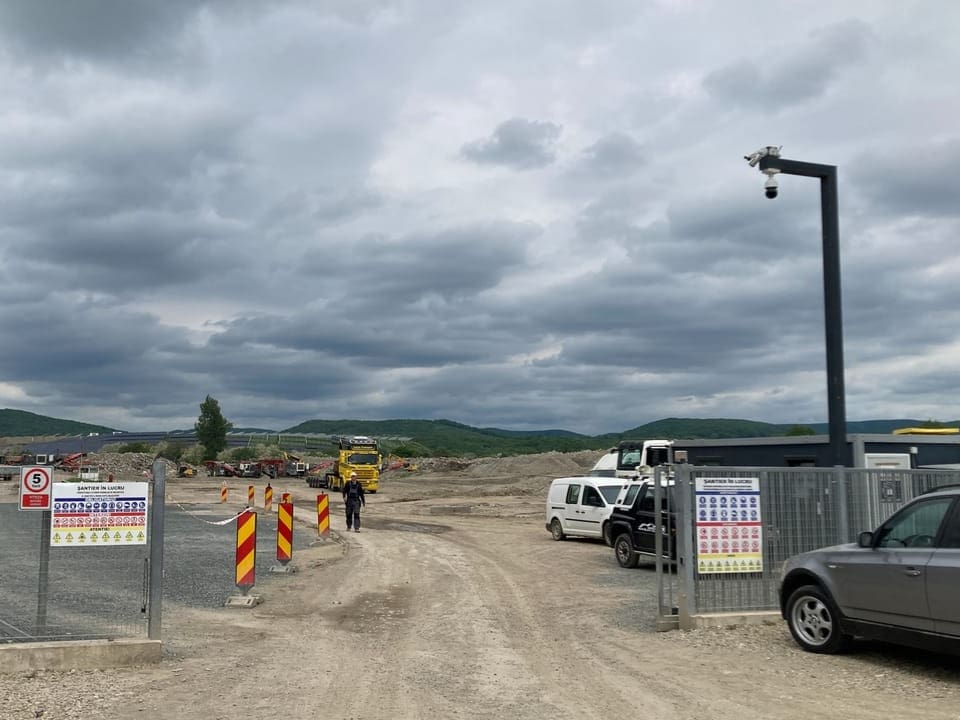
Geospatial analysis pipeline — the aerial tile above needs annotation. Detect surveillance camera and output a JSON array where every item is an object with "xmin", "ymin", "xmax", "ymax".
[
  {"xmin": 764, "ymin": 174, "xmax": 778, "ymax": 199},
  {"xmin": 744, "ymin": 145, "xmax": 782, "ymax": 168}
]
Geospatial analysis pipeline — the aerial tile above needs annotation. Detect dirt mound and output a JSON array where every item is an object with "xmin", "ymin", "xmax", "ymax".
[{"xmin": 463, "ymin": 450, "xmax": 599, "ymax": 478}]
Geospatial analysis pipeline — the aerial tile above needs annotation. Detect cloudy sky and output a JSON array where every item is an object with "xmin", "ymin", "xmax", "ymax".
[{"xmin": 0, "ymin": 1, "xmax": 958, "ymax": 434}]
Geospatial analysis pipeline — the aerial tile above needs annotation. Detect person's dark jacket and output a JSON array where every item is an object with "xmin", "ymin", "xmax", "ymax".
[{"xmin": 343, "ymin": 479, "xmax": 365, "ymax": 506}]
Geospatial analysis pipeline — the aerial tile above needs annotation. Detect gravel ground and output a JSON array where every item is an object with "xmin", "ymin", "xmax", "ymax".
[{"xmin": 1, "ymin": 457, "xmax": 959, "ymax": 719}]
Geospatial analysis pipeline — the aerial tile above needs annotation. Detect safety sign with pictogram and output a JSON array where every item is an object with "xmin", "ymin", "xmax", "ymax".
[{"xmin": 19, "ymin": 466, "xmax": 52, "ymax": 511}]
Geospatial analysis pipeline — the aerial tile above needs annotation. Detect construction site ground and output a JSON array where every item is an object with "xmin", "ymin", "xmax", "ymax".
[{"xmin": 2, "ymin": 450, "xmax": 959, "ymax": 719}]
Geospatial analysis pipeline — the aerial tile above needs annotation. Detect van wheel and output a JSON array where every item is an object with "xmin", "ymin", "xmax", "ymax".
[
  {"xmin": 550, "ymin": 519, "xmax": 566, "ymax": 541},
  {"xmin": 614, "ymin": 533, "xmax": 639, "ymax": 568}
]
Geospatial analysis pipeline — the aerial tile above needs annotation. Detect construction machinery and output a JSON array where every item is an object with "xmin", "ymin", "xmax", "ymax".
[
  {"xmin": 283, "ymin": 451, "xmax": 308, "ymax": 477},
  {"xmin": 321, "ymin": 436, "xmax": 381, "ymax": 493},
  {"xmin": 177, "ymin": 465, "xmax": 197, "ymax": 478}
]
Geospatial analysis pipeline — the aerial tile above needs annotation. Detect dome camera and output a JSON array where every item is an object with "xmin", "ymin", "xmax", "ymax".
[{"xmin": 764, "ymin": 174, "xmax": 779, "ymax": 199}]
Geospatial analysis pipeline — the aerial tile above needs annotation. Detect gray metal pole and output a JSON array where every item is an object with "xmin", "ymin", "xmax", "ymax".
[
  {"xmin": 148, "ymin": 459, "xmax": 166, "ymax": 641},
  {"xmin": 759, "ymin": 155, "xmax": 848, "ymax": 466},
  {"xmin": 35, "ymin": 511, "xmax": 51, "ymax": 635},
  {"xmin": 820, "ymin": 168, "xmax": 848, "ymax": 468}
]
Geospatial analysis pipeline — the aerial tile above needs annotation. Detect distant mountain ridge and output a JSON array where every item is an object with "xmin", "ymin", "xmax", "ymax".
[
  {"xmin": 1, "ymin": 409, "xmax": 955, "ymax": 457},
  {"xmin": 0, "ymin": 408, "xmax": 116, "ymax": 437}
]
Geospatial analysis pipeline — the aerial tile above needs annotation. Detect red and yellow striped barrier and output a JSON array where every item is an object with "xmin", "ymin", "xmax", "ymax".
[
  {"xmin": 248, "ymin": 485, "xmax": 255, "ymax": 506},
  {"xmin": 277, "ymin": 501, "xmax": 293, "ymax": 565},
  {"xmin": 220, "ymin": 481, "xmax": 227, "ymax": 503},
  {"xmin": 316, "ymin": 493, "xmax": 330, "ymax": 538},
  {"xmin": 264, "ymin": 483, "xmax": 273, "ymax": 511},
  {"xmin": 235, "ymin": 509, "xmax": 257, "ymax": 592}
]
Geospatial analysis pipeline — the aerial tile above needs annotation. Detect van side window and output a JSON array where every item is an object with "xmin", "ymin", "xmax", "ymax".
[
  {"xmin": 582, "ymin": 486, "xmax": 604, "ymax": 507},
  {"xmin": 565, "ymin": 484, "xmax": 581, "ymax": 504}
]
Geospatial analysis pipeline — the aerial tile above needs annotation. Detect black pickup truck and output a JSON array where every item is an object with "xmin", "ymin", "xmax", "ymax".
[{"xmin": 604, "ymin": 481, "xmax": 677, "ymax": 568}]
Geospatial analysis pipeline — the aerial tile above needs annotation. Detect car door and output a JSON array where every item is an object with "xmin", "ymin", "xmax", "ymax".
[
  {"xmin": 926, "ymin": 499, "xmax": 960, "ymax": 637},
  {"xmin": 574, "ymin": 484, "xmax": 607, "ymax": 538},
  {"xmin": 560, "ymin": 482, "xmax": 583, "ymax": 533},
  {"xmin": 833, "ymin": 496, "xmax": 953, "ymax": 631},
  {"xmin": 632, "ymin": 488, "xmax": 657, "ymax": 555}
]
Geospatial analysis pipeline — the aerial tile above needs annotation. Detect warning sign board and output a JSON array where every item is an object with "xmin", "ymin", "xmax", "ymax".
[
  {"xmin": 19, "ymin": 466, "xmax": 52, "ymax": 511},
  {"xmin": 50, "ymin": 482, "xmax": 149, "ymax": 547},
  {"xmin": 695, "ymin": 476, "xmax": 763, "ymax": 575}
]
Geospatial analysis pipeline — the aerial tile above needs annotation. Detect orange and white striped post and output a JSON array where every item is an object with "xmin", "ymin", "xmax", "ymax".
[
  {"xmin": 235, "ymin": 509, "xmax": 257, "ymax": 594},
  {"xmin": 247, "ymin": 484, "xmax": 255, "ymax": 506},
  {"xmin": 220, "ymin": 480, "xmax": 227, "ymax": 503},
  {"xmin": 277, "ymin": 501, "xmax": 294, "ymax": 566},
  {"xmin": 316, "ymin": 493, "xmax": 330, "ymax": 538},
  {"xmin": 264, "ymin": 483, "xmax": 273, "ymax": 511}
]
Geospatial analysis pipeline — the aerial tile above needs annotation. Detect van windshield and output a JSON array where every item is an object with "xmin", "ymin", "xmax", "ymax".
[{"xmin": 599, "ymin": 486, "xmax": 622, "ymax": 504}]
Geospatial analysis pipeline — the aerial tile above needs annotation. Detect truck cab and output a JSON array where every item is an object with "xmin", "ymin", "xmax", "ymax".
[{"xmin": 615, "ymin": 439, "xmax": 675, "ymax": 479}]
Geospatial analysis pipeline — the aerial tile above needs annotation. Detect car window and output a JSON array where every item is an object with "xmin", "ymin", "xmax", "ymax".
[
  {"xmin": 621, "ymin": 484, "xmax": 642, "ymax": 506},
  {"xmin": 638, "ymin": 493, "xmax": 655, "ymax": 512},
  {"xmin": 565, "ymin": 484, "xmax": 581, "ymax": 504},
  {"xmin": 598, "ymin": 485, "xmax": 621, "ymax": 504},
  {"xmin": 583, "ymin": 486, "xmax": 605, "ymax": 507},
  {"xmin": 875, "ymin": 498, "xmax": 954, "ymax": 548},
  {"xmin": 938, "ymin": 501, "xmax": 960, "ymax": 548}
]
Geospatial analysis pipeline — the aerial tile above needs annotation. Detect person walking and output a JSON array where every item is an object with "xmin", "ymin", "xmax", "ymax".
[{"xmin": 343, "ymin": 471, "xmax": 366, "ymax": 532}]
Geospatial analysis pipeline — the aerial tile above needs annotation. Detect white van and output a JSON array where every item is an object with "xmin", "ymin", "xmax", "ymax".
[{"xmin": 545, "ymin": 476, "xmax": 630, "ymax": 542}]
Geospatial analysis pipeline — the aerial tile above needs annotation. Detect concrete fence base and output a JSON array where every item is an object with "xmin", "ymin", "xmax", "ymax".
[{"xmin": 0, "ymin": 638, "xmax": 162, "ymax": 673}]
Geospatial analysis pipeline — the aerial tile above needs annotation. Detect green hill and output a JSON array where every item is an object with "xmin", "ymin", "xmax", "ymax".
[
  {"xmin": 0, "ymin": 408, "xmax": 116, "ymax": 437},
  {"xmin": 3, "ymin": 407, "xmax": 954, "ymax": 458},
  {"xmin": 283, "ymin": 418, "xmax": 607, "ymax": 456}
]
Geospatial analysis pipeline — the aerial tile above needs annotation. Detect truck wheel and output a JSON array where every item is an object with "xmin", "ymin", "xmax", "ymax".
[
  {"xmin": 550, "ymin": 519, "xmax": 566, "ymax": 541},
  {"xmin": 785, "ymin": 585, "xmax": 852, "ymax": 654},
  {"xmin": 614, "ymin": 533, "xmax": 639, "ymax": 568}
]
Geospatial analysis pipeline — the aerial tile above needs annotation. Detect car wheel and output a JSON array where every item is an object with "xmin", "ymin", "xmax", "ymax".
[
  {"xmin": 614, "ymin": 533, "xmax": 639, "ymax": 568},
  {"xmin": 550, "ymin": 518, "xmax": 566, "ymax": 541},
  {"xmin": 785, "ymin": 585, "xmax": 852, "ymax": 654}
]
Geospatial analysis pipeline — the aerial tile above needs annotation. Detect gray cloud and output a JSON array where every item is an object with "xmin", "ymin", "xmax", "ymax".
[
  {"xmin": 850, "ymin": 138, "xmax": 960, "ymax": 218},
  {"xmin": 704, "ymin": 19, "xmax": 873, "ymax": 110},
  {"xmin": 0, "ymin": 2, "xmax": 957, "ymax": 434},
  {"xmin": 461, "ymin": 118, "xmax": 562, "ymax": 169}
]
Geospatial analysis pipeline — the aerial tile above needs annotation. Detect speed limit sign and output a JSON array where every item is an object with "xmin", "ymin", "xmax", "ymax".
[{"xmin": 20, "ymin": 466, "xmax": 52, "ymax": 510}]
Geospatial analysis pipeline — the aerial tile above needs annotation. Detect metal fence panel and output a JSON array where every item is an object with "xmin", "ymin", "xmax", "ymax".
[
  {"xmin": 668, "ymin": 466, "xmax": 960, "ymax": 620},
  {"xmin": 0, "ymin": 503, "xmax": 150, "ymax": 642}
]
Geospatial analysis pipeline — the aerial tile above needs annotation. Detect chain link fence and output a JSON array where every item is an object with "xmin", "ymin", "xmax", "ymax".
[{"xmin": 657, "ymin": 465, "xmax": 960, "ymax": 626}]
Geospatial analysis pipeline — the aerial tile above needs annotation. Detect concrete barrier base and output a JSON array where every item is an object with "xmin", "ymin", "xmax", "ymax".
[
  {"xmin": 687, "ymin": 611, "xmax": 781, "ymax": 629},
  {"xmin": 0, "ymin": 638, "xmax": 162, "ymax": 673}
]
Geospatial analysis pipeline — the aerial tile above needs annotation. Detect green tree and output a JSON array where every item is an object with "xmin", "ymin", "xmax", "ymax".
[
  {"xmin": 784, "ymin": 424, "xmax": 816, "ymax": 436},
  {"xmin": 194, "ymin": 395, "xmax": 233, "ymax": 461}
]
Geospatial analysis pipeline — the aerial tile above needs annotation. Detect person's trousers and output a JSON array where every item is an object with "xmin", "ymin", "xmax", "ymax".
[{"xmin": 345, "ymin": 499, "xmax": 362, "ymax": 530}]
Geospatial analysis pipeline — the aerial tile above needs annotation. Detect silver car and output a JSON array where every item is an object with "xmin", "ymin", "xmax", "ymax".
[{"xmin": 779, "ymin": 485, "xmax": 960, "ymax": 654}]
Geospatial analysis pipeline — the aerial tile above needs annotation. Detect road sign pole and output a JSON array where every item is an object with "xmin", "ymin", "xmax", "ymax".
[{"xmin": 35, "ymin": 511, "xmax": 51, "ymax": 635}]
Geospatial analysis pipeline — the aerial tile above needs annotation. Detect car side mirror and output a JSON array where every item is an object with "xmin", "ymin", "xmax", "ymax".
[{"xmin": 857, "ymin": 531, "xmax": 874, "ymax": 548}]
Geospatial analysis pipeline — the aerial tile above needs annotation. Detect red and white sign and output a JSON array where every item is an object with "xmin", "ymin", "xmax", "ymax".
[{"xmin": 20, "ymin": 465, "xmax": 52, "ymax": 510}]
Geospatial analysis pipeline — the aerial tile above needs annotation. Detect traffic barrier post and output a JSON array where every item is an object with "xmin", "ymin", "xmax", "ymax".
[
  {"xmin": 247, "ymin": 484, "xmax": 255, "ymax": 506},
  {"xmin": 271, "ymin": 501, "xmax": 297, "ymax": 574},
  {"xmin": 225, "ymin": 508, "xmax": 262, "ymax": 607},
  {"xmin": 316, "ymin": 493, "xmax": 330, "ymax": 538},
  {"xmin": 220, "ymin": 480, "xmax": 227, "ymax": 503},
  {"xmin": 264, "ymin": 483, "xmax": 273, "ymax": 511}
]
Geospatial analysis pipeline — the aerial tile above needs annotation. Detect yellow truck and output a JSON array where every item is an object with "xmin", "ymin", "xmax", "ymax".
[{"xmin": 324, "ymin": 436, "xmax": 382, "ymax": 493}]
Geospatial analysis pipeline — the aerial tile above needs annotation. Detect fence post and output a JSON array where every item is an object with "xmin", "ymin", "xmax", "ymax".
[
  {"xmin": 679, "ymin": 465, "xmax": 697, "ymax": 628},
  {"xmin": 835, "ymin": 465, "xmax": 849, "ymax": 544},
  {"xmin": 148, "ymin": 458, "xmax": 166, "ymax": 641}
]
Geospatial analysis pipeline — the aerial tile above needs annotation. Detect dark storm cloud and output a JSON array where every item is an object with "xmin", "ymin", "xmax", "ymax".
[
  {"xmin": 703, "ymin": 20, "xmax": 872, "ymax": 110},
  {"xmin": 460, "ymin": 118, "xmax": 562, "ymax": 169},
  {"xmin": 850, "ymin": 138, "xmax": 960, "ymax": 218},
  {"xmin": 0, "ymin": 0, "xmax": 211, "ymax": 64}
]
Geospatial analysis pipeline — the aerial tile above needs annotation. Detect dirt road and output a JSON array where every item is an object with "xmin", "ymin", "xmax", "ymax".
[{"xmin": 3, "ymin": 457, "xmax": 960, "ymax": 719}]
